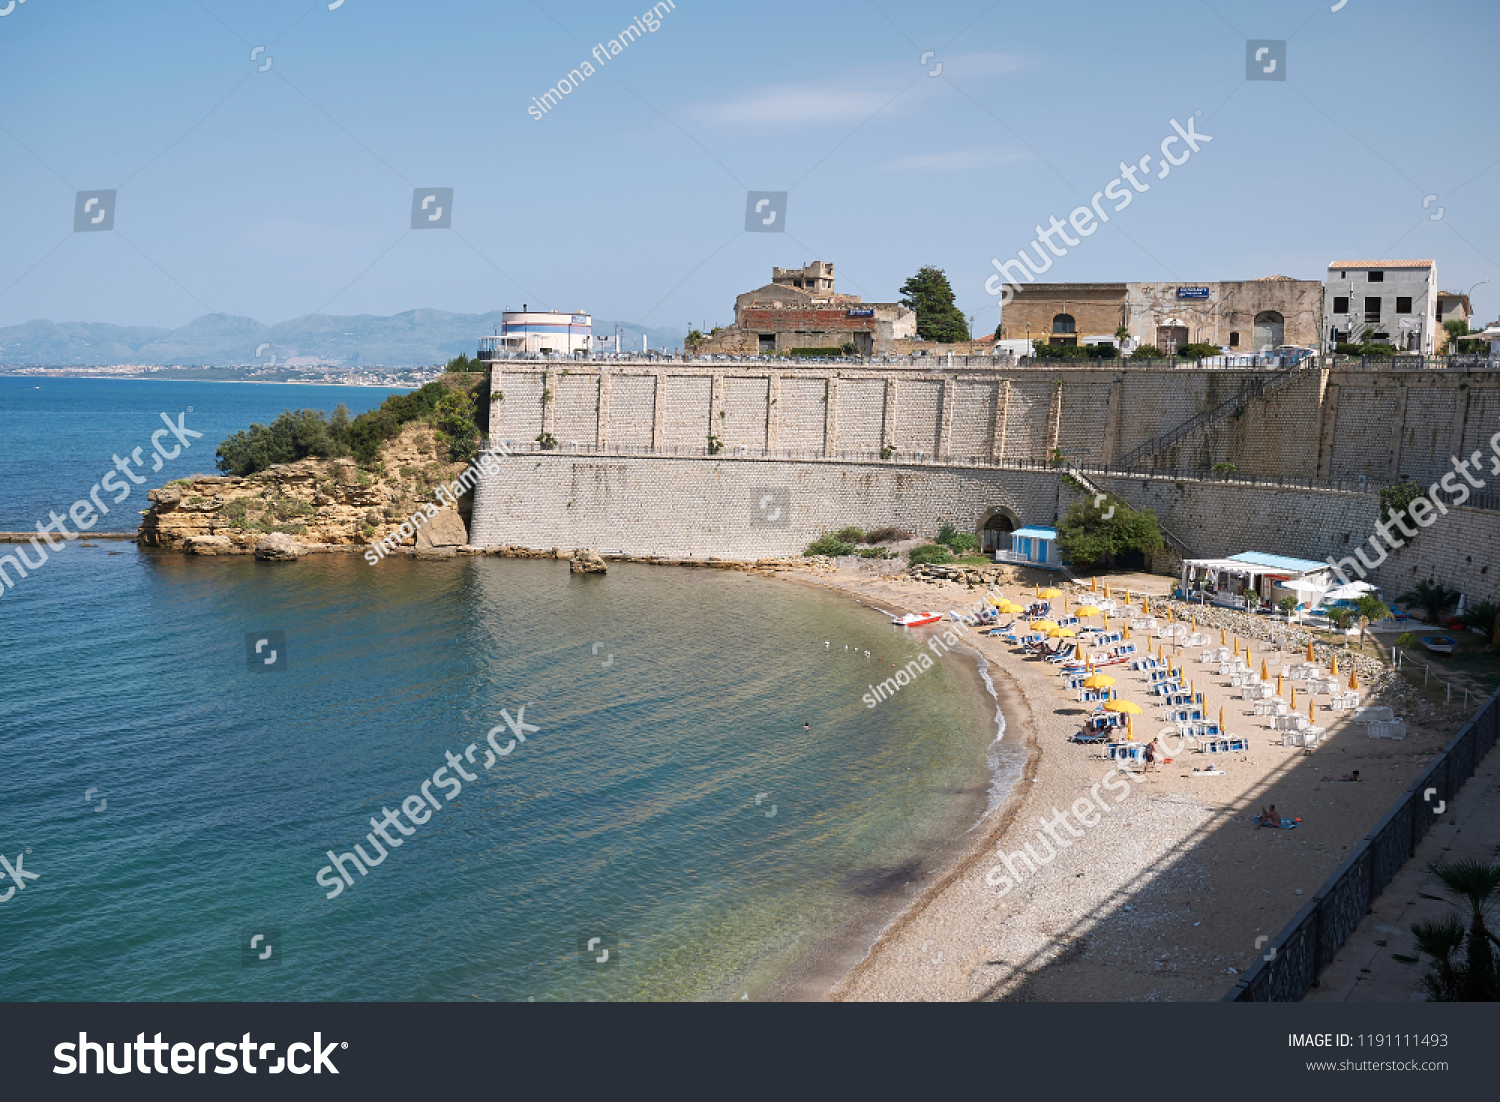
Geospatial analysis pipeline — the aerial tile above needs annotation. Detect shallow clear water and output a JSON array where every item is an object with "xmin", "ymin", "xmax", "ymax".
[{"xmin": 0, "ymin": 383, "xmax": 997, "ymax": 1000}]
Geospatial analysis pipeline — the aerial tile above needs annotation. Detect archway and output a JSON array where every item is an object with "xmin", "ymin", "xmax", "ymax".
[
  {"xmin": 981, "ymin": 509, "xmax": 1018, "ymax": 554},
  {"xmin": 1253, "ymin": 310, "xmax": 1284, "ymax": 350}
]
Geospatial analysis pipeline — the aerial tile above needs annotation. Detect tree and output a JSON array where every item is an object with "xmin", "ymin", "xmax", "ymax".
[
  {"xmin": 686, "ymin": 329, "xmax": 706, "ymax": 352},
  {"xmin": 1114, "ymin": 325, "xmax": 1130, "ymax": 348},
  {"xmin": 1277, "ymin": 594, "xmax": 1299, "ymax": 619},
  {"xmin": 994, "ymin": 322, "xmax": 1005, "ymax": 340},
  {"xmin": 1056, "ymin": 494, "xmax": 1164, "ymax": 567},
  {"xmin": 1326, "ymin": 606, "xmax": 1355, "ymax": 636},
  {"xmin": 444, "ymin": 352, "xmax": 484, "ymax": 373},
  {"xmin": 1401, "ymin": 579, "xmax": 1461, "ymax": 625},
  {"xmin": 1394, "ymin": 860, "xmax": 1500, "ymax": 1001},
  {"xmin": 1443, "ymin": 319, "xmax": 1474, "ymax": 353},
  {"xmin": 899, "ymin": 266, "xmax": 969, "ymax": 343},
  {"xmin": 1459, "ymin": 600, "xmax": 1500, "ymax": 648},
  {"xmin": 1353, "ymin": 594, "xmax": 1390, "ymax": 649},
  {"xmin": 1131, "ymin": 343, "xmax": 1166, "ymax": 359},
  {"xmin": 1176, "ymin": 342, "xmax": 1222, "ymax": 361}
]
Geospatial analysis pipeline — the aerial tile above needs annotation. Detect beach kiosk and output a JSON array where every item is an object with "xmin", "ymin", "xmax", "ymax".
[
  {"xmin": 995, "ymin": 525, "xmax": 1062, "ymax": 569},
  {"xmin": 1179, "ymin": 551, "xmax": 1333, "ymax": 611}
]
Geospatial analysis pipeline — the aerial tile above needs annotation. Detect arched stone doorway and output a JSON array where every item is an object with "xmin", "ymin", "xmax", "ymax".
[
  {"xmin": 981, "ymin": 509, "xmax": 1018, "ymax": 554},
  {"xmin": 1253, "ymin": 310, "xmax": 1285, "ymax": 350}
]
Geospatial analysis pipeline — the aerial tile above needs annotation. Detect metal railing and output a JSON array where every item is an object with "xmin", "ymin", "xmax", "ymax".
[
  {"xmin": 1223, "ymin": 684, "xmax": 1500, "ymax": 1001},
  {"xmin": 1118, "ymin": 360, "xmax": 1318, "ymax": 469}
]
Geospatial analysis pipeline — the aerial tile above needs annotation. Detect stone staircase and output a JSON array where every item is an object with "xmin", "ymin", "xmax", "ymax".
[{"xmin": 1116, "ymin": 358, "xmax": 1318, "ymax": 471}]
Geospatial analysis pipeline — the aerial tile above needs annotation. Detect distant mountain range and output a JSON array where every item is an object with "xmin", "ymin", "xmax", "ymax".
[{"xmin": 0, "ymin": 311, "xmax": 685, "ymax": 367}]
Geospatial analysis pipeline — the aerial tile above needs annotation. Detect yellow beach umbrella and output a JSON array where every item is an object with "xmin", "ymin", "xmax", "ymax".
[
  {"xmin": 1123, "ymin": 625, "xmax": 1132, "ymax": 640},
  {"xmin": 1276, "ymin": 673, "xmax": 1283, "ymax": 695},
  {"xmin": 1191, "ymin": 613, "xmax": 1197, "ymax": 630},
  {"xmin": 1141, "ymin": 595, "xmax": 1149, "ymax": 615},
  {"xmin": 1260, "ymin": 659, "xmax": 1269, "ymax": 681},
  {"xmin": 1034, "ymin": 584, "xmax": 1040, "ymax": 598},
  {"xmin": 1091, "ymin": 576, "xmax": 1098, "ymax": 592},
  {"xmin": 1127, "ymin": 714, "xmax": 1134, "ymax": 741},
  {"xmin": 1047, "ymin": 626, "xmax": 1076, "ymax": 638},
  {"xmin": 1290, "ymin": 686, "xmax": 1297, "ymax": 709},
  {"xmin": 1349, "ymin": 668, "xmax": 1359, "ymax": 691},
  {"xmin": 1040, "ymin": 588, "xmax": 1062, "ymax": 600},
  {"xmin": 1082, "ymin": 673, "xmax": 1115, "ymax": 689},
  {"xmin": 1310, "ymin": 699, "xmax": 1316, "ymax": 724},
  {"xmin": 1105, "ymin": 584, "xmax": 1112, "ymax": 600},
  {"xmin": 1189, "ymin": 679, "xmax": 1196, "ymax": 700},
  {"xmin": 1032, "ymin": 620, "xmax": 1059, "ymax": 632},
  {"xmin": 1307, "ymin": 642, "xmax": 1316, "ymax": 663},
  {"xmin": 1168, "ymin": 607, "xmax": 1175, "ymax": 623},
  {"xmin": 1218, "ymin": 706, "xmax": 1225, "ymax": 731},
  {"xmin": 1076, "ymin": 605, "xmax": 1102, "ymax": 617},
  {"xmin": 1103, "ymin": 699, "xmax": 1143, "ymax": 714},
  {"xmin": 1330, "ymin": 654, "xmax": 1340, "ymax": 676},
  {"xmin": 1233, "ymin": 638, "xmax": 1240, "ymax": 657}
]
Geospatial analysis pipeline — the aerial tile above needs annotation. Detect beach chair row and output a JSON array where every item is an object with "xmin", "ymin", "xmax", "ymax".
[
  {"xmin": 1159, "ymin": 691, "xmax": 1203, "ymax": 707},
  {"xmin": 1200, "ymin": 736, "xmax": 1250, "ymax": 754}
]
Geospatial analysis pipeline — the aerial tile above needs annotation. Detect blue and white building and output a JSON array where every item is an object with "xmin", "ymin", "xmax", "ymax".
[
  {"xmin": 995, "ymin": 525, "xmax": 1061, "ymax": 569},
  {"xmin": 480, "ymin": 309, "xmax": 593, "ymax": 357}
]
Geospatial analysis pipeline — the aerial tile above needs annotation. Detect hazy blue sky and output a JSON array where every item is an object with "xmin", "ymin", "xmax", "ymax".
[{"xmin": 2, "ymin": 0, "xmax": 1496, "ymax": 338}]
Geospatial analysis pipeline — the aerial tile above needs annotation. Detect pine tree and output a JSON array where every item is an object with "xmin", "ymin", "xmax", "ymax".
[{"xmin": 899, "ymin": 266, "xmax": 969, "ymax": 343}]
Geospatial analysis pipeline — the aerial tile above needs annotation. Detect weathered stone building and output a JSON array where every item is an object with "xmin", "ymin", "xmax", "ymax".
[
  {"xmin": 1003, "ymin": 277, "xmax": 1323, "ymax": 352},
  {"xmin": 700, "ymin": 261, "xmax": 917, "ymax": 355}
]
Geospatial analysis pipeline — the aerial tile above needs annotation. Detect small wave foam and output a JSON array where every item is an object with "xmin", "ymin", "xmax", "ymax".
[{"xmin": 970, "ymin": 649, "xmax": 1025, "ymax": 828}]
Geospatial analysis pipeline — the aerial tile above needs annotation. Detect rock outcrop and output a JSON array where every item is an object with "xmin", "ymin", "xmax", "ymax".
[
  {"xmin": 254, "ymin": 533, "xmax": 305, "ymax": 561},
  {"xmin": 570, "ymin": 548, "xmax": 608, "ymax": 574},
  {"xmin": 138, "ymin": 424, "xmax": 472, "ymax": 557}
]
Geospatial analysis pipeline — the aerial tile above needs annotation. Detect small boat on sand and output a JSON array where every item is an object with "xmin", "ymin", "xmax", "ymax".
[
  {"xmin": 893, "ymin": 612, "xmax": 944, "ymax": 627},
  {"xmin": 1421, "ymin": 635, "xmax": 1456, "ymax": 655}
]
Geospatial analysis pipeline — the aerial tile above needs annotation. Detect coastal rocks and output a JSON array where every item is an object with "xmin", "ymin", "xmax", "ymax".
[
  {"xmin": 908, "ymin": 563, "xmax": 1014, "ymax": 587},
  {"xmin": 414, "ymin": 508, "xmax": 468, "ymax": 550},
  {"xmin": 570, "ymin": 548, "xmax": 608, "ymax": 574},
  {"xmin": 182, "ymin": 535, "xmax": 234, "ymax": 555},
  {"xmin": 254, "ymin": 533, "xmax": 304, "ymax": 561}
]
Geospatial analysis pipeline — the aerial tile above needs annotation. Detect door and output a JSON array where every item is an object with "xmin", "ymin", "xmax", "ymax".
[
  {"xmin": 1156, "ymin": 325, "xmax": 1188, "ymax": 353},
  {"xmin": 1253, "ymin": 311, "xmax": 1284, "ymax": 350}
]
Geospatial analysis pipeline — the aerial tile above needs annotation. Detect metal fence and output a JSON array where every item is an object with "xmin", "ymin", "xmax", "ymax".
[{"xmin": 1223, "ymin": 684, "xmax": 1500, "ymax": 1001}]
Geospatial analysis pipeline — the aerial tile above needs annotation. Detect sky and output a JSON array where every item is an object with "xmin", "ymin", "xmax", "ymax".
[{"xmin": 1, "ymin": 0, "xmax": 1497, "ymax": 340}]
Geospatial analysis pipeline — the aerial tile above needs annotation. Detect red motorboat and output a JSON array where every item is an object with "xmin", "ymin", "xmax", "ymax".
[{"xmin": 892, "ymin": 612, "xmax": 944, "ymax": 627}]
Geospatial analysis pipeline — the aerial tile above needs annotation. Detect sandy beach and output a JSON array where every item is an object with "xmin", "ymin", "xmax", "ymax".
[{"xmin": 770, "ymin": 561, "xmax": 1467, "ymax": 1002}]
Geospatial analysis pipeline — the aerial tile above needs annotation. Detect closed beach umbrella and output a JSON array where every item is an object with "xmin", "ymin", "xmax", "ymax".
[
  {"xmin": 1105, "ymin": 584, "xmax": 1112, "ymax": 600},
  {"xmin": 1290, "ymin": 686, "xmax": 1297, "ymax": 709},
  {"xmin": 1189, "ymin": 679, "xmax": 1196, "ymax": 700},
  {"xmin": 1233, "ymin": 637, "xmax": 1240, "ymax": 657},
  {"xmin": 1218, "ymin": 706, "xmax": 1225, "ymax": 732},
  {"xmin": 1091, "ymin": 576, "xmax": 1098, "ymax": 592},
  {"xmin": 1083, "ymin": 673, "xmax": 1115, "ymax": 689},
  {"xmin": 1307, "ymin": 642, "xmax": 1316, "ymax": 663},
  {"xmin": 1330, "ymin": 654, "xmax": 1340, "ymax": 676},
  {"xmin": 1168, "ymin": 607, "xmax": 1175, "ymax": 623},
  {"xmin": 1277, "ymin": 673, "xmax": 1283, "ymax": 694},
  {"xmin": 1127, "ymin": 714, "xmax": 1134, "ymax": 741},
  {"xmin": 1221, "ymin": 628, "xmax": 1227, "ymax": 645},
  {"xmin": 1310, "ymin": 699, "xmax": 1316, "ymax": 724},
  {"xmin": 1260, "ymin": 659, "xmax": 1269, "ymax": 681},
  {"xmin": 1349, "ymin": 668, "xmax": 1359, "ymax": 691},
  {"xmin": 1141, "ymin": 595, "xmax": 1149, "ymax": 615},
  {"xmin": 1123, "ymin": 625, "xmax": 1131, "ymax": 640},
  {"xmin": 1191, "ymin": 613, "xmax": 1197, "ymax": 630}
]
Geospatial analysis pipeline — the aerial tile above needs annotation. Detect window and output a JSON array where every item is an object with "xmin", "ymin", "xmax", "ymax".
[
  {"xmin": 1396, "ymin": 296, "xmax": 1412, "ymax": 313},
  {"xmin": 1436, "ymin": 302, "xmax": 1445, "ymax": 320},
  {"xmin": 1339, "ymin": 271, "xmax": 1346, "ymax": 278},
  {"xmin": 1364, "ymin": 296, "xmax": 1382, "ymax": 322},
  {"xmin": 1333, "ymin": 296, "xmax": 1349, "ymax": 314},
  {"xmin": 1052, "ymin": 313, "xmax": 1076, "ymax": 334},
  {"xmin": 1228, "ymin": 332, "xmax": 1239, "ymax": 347},
  {"xmin": 1367, "ymin": 271, "xmax": 1384, "ymax": 282}
]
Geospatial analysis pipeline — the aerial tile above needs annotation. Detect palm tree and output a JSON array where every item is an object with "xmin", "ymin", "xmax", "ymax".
[
  {"xmin": 1398, "ymin": 860, "xmax": 1500, "ymax": 1000},
  {"xmin": 1401, "ymin": 580, "xmax": 1460, "ymax": 626},
  {"xmin": 1460, "ymin": 600, "xmax": 1500, "ymax": 649}
]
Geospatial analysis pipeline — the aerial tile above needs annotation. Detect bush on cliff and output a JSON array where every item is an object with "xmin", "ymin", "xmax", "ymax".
[
  {"xmin": 216, "ymin": 377, "xmax": 483, "ymax": 475},
  {"xmin": 1056, "ymin": 494, "xmax": 1163, "ymax": 568}
]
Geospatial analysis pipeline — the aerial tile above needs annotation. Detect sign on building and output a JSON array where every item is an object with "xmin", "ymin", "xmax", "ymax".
[{"xmin": 1176, "ymin": 287, "xmax": 1210, "ymax": 299}]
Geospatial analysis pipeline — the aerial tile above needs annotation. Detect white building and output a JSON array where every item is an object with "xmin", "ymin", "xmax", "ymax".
[
  {"xmin": 480, "ymin": 309, "xmax": 593, "ymax": 356},
  {"xmin": 1323, "ymin": 260, "xmax": 1437, "ymax": 353}
]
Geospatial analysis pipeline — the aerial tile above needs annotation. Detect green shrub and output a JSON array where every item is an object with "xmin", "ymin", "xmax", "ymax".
[
  {"xmin": 936, "ymin": 522, "xmax": 980, "ymax": 554},
  {"xmin": 865, "ymin": 526, "xmax": 913, "ymax": 544},
  {"xmin": 858, "ymin": 547, "xmax": 893, "ymax": 559},
  {"xmin": 835, "ymin": 526, "xmax": 866, "ymax": 543},
  {"xmin": 1176, "ymin": 342, "xmax": 1222, "ymax": 361},
  {"xmin": 1131, "ymin": 344, "xmax": 1166, "ymax": 359},
  {"xmin": 804, "ymin": 533, "xmax": 854, "ymax": 557},
  {"xmin": 788, "ymin": 347, "xmax": 845, "ymax": 357},
  {"xmin": 907, "ymin": 543, "xmax": 954, "ymax": 566}
]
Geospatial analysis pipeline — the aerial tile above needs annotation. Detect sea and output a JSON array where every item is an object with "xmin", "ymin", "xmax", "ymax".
[{"xmin": 0, "ymin": 376, "xmax": 1004, "ymax": 1001}]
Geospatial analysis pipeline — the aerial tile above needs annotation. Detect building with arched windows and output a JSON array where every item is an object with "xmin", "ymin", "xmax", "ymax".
[{"xmin": 1001, "ymin": 278, "xmax": 1322, "ymax": 354}]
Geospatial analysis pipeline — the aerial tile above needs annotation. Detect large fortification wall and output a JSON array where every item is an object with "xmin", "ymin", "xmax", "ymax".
[{"xmin": 474, "ymin": 361, "xmax": 1500, "ymax": 602}]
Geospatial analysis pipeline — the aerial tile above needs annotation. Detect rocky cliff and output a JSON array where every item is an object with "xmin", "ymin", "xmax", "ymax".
[{"xmin": 138, "ymin": 423, "xmax": 472, "ymax": 555}]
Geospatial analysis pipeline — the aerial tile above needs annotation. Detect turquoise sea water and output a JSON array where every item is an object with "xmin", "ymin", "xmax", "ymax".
[{"xmin": 0, "ymin": 379, "xmax": 998, "ymax": 1001}]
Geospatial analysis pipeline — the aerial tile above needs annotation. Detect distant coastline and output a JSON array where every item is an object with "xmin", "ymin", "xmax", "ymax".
[{"xmin": 2, "ymin": 371, "xmax": 419, "ymax": 389}]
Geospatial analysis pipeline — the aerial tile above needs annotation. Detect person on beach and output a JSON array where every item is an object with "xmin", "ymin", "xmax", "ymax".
[
  {"xmin": 1143, "ymin": 738, "xmax": 1158, "ymax": 772},
  {"xmin": 1255, "ymin": 803, "xmax": 1280, "ymax": 829},
  {"xmin": 1319, "ymin": 771, "xmax": 1359, "ymax": 782}
]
